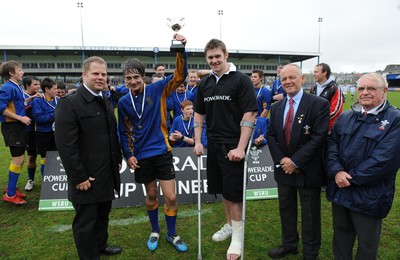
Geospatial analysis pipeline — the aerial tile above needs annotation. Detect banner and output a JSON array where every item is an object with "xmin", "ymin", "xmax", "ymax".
[{"xmin": 39, "ymin": 146, "xmax": 277, "ymax": 211}]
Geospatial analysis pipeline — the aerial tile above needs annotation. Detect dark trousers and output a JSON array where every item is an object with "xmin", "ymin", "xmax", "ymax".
[
  {"xmin": 72, "ymin": 201, "xmax": 112, "ymax": 260},
  {"xmin": 332, "ymin": 203, "xmax": 382, "ymax": 260},
  {"xmin": 277, "ymin": 183, "xmax": 321, "ymax": 258}
]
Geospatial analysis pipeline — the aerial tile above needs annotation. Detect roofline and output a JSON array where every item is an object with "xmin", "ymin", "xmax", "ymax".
[{"xmin": 0, "ymin": 45, "xmax": 319, "ymax": 56}]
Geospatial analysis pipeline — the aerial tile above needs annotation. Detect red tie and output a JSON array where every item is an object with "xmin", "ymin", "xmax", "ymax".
[{"xmin": 284, "ymin": 98, "xmax": 294, "ymax": 147}]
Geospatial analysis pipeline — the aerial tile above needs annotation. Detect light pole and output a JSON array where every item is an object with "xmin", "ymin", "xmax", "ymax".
[
  {"xmin": 153, "ymin": 47, "xmax": 159, "ymax": 66},
  {"xmin": 77, "ymin": 2, "xmax": 85, "ymax": 63},
  {"xmin": 218, "ymin": 10, "xmax": 223, "ymax": 40},
  {"xmin": 317, "ymin": 17, "xmax": 323, "ymax": 64}
]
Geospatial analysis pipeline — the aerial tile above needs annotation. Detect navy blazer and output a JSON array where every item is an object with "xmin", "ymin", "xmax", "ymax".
[{"xmin": 267, "ymin": 92, "xmax": 330, "ymax": 187}]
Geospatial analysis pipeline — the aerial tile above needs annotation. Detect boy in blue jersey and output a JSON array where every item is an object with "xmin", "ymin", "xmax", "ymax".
[
  {"xmin": 22, "ymin": 76, "xmax": 43, "ymax": 191},
  {"xmin": 118, "ymin": 33, "xmax": 189, "ymax": 253},
  {"xmin": 251, "ymin": 69, "xmax": 272, "ymax": 117},
  {"xmin": 252, "ymin": 117, "xmax": 269, "ymax": 147},
  {"xmin": 32, "ymin": 78, "xmax": 59, "ymax": 177},
  {"xmin": 271, "ymin": 62, "xmax": 288, "ymax": 103},
  {"xmin": 186, "ymin": 70, "xmax": 199, "ymax": 98},
  {"xmin": 0, "ymin": 60, "xmax": 31, "ymax": 205},
  {"xmin": 169, "ymin": 100, "xmax": 195, "ymax": 147},
  {"xmin": 169, "ymin": 81, "xmax": 195, "ymax": 120}
]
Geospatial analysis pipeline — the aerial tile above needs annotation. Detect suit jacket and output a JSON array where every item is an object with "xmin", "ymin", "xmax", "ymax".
[
  {"xmin": 267, "ymin": 92, "xmax": 330, "ymax": 187},
  {"xmin": 55, "ymin": 86, "xmax": 122, "ymax": 204}
]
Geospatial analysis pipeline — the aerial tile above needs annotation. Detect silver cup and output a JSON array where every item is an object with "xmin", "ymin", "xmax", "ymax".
[{"xmin": 167, "ymin": 18, "xmax": 185, "ymax": 53}]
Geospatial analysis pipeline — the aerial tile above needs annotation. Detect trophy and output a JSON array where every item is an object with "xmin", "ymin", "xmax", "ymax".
[{"xmin": 167, "ymin": 18, "xmax": 185, "ymax": 53}]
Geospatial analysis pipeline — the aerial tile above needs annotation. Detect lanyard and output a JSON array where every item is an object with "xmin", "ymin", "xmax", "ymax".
[
  {"xmin": 187, "ymin": 84, "xmax": 197, "ymax": 92},
  {"xmin": 129, "ymin": 85, "xmax": 146, "ymax": 120},
  {"xmin": 181, "ymin": 115, "xmax": 192, "ymax": 136},
  {"xmin": 44, "ymin": 97, "xmax": 58, "ymax": 110},
  {"xmin": 175, "ymin": 91, "xmax": 187, "ymax": 104},
  {"xmin": 10, "ymin": 80, "xmax": 26, "ymax": 100},
  {"xmin": 256, "ymin": 86, "xmax": 264, "ymax": 99}
]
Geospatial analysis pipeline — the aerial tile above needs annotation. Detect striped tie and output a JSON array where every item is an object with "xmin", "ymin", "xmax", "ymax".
[{"xmin": 284, "ymin": 98, "xmax": 294, "ymax": 147}]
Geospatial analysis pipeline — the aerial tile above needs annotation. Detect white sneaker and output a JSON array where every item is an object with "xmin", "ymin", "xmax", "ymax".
[
  {"xmin": 212, "ymin": 223, "xmax": 232, "ymax": 242},
  {"xmin": 25, "ymin": 180, "xmax": 35, "ymax": 191}
]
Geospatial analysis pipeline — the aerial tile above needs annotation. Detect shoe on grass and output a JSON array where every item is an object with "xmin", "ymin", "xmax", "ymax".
[
  {"xmin": 212, "ymin": 223, "xmax": 232, "ymax": 242},
  {"xmin": 3, "ymin": 193, "xmax": 27, "ymax": 205},
  {"xmin": 166, "ymin": 234, "xmax": 188, "ymax": 252},
  {"xmin": 147, "ymin": 232, "xmax": 159, "ymax": 251},
  {"xmin": 3, "ymin": 186, "xmax": 27, "ymax": 198},
  {"xmin": 25, "ymin": 180, "xmax": 35, "ymax": 191}
]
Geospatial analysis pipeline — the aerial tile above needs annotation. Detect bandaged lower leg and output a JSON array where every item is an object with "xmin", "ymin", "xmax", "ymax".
[
  {"xmin": 227, "ymin": 220, "xmax": 243, "ymax": 257},
  {"xmin": 164, "ymin": 206, "xmax": 177, "ymax": 236},
  {"xmin": 147, "ymin": 199, "xmax": 160, "ymax": 233},
  {"xmin": 7, "ymin": 164, "xmax": 21, "ymax": 197}
]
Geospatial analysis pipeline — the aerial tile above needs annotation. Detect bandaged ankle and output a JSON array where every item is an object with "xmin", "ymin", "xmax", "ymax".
[
  {"xmin": 231, "ymin": 220, "xmax": 243, "ymax": 243},
  {"xmin": 227, "ymin": 220, "xmax": 243, "ymax": 257}
]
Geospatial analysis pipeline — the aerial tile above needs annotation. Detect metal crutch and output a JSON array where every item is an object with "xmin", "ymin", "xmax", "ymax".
[
  {"xmin": 197, "ymin": 148, "xmax": 203, "ymax": 260},
  {"xmin": 241, "ymin": 122, "xmax": 256, "ymax": 260}
]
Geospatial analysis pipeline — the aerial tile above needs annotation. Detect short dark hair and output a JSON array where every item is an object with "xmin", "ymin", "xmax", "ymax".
[
  {"xmin": 41, "ymin": 78, "xmax": 56, "ymax": 93},
  {"xmin": 56, "ymin": 80, "xmax": 66, "ymax": 90},
  {"xmin": 22, "ymin": 76, "xmax": 40, "ymax": 89},
  {"xmin": 252, "ymin": 69, "xmax": 264, "ymax": 78},
  {"xmin": 122, "ymin": 58, "xmax": 146, "ymax": 77},
  {"xmin": 154, "ymin": 63, "xmax": 165, "ymax": 70},
  {"xmin": 204, "ymin": 39, "xmax": 227, "ymax": 55},
  {"xmin": 316, "ymin": 63, "xmax": 331, "ymax": 79}
]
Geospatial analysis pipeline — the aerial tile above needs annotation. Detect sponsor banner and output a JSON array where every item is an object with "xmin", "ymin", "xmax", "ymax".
[{"xmin": 39, "ymin": 146, "xmax": 277, "ymax": 211}]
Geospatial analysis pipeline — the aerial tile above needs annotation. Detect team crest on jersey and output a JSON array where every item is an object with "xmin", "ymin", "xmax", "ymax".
[{"xmin": 146, "ymin": 96, "xmax": 152, "ymax": 104}]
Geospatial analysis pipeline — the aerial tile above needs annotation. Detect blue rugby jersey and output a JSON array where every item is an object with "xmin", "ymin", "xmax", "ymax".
[
  {"xmin": 0, "ymin": 81, "xmax": 26, "ymax": 123},
  {"xmin": 24, "ymin": 92, "xmax": 36, "ymax": 131},
  {"xmin": 169, "ymin": 115, "xmax": 194, "ymax": 147},
  {"xmin": 32, "ymin": 97, "xmax": 59, "ymax": 132},
  {"xmin": 118, "ymin": 52, "xmax": 188, "ymax": 160}
]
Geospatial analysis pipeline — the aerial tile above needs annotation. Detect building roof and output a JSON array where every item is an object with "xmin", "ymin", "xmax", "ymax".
[{"xmin": 0, "ymin": 45, "xmax": 318, "ymax": 63}]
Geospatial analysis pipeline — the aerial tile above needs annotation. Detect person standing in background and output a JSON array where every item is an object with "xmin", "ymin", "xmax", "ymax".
[
  {"xmin": 0, "ymin": 60, "xmax": 30, "ymax": 205},
  {"xmin": 22, "ymin": 76, "xmax": 42, "ymax": 191},
  {"xmin": 271, "ymin": 62, "xmax": 288, "ymax": 103}
]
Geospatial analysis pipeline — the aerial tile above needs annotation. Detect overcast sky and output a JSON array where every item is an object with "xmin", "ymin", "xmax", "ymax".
[{"xmin": 1, "ymin": 0, "xmax": 399, "ymax": 73}]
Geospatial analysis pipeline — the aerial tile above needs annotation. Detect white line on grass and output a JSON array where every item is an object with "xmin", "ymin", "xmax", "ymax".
[{"xmin": 49, "ymin": 208, "xmax": 213, "ymax": 232}]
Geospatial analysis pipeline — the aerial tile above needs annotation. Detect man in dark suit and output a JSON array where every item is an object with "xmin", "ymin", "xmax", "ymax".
[
  {"xmin": 266, "ymin": 64, "xmax": 330, "ymax": 260},
  {"xmin": 55, "ymin": 56, "xmax": 122, "ymax": 260}
]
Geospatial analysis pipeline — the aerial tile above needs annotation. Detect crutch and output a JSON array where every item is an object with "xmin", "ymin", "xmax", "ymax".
[
  {"xmin": 241, "ymin": 121, "xmax": 257, "ymax": 260},
  {"xmin": 197, "ymin": 148, "xmax": 203, "ymax": 260}
]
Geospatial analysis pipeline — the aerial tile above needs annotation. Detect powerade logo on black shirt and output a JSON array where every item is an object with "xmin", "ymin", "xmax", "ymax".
[{"xmin": 203, "ymin": 95, "xmax": 232, "ymax": 102}]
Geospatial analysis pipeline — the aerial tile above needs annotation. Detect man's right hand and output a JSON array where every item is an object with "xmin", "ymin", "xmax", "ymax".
[
  {"xmin": 194, "ymin": 143, "xmax": 204, "ymax": 156},
  {"xmin": 127, "ymin": 156, "xmax": 140, "ymax": 170}
]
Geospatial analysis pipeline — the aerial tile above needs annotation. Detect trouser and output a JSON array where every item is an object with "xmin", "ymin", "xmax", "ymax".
[
  {"xmin": 332, "ymin": 203, "xmax": 382, "ymax": 260},
  {"xmin": 72, "ymin": 201, "xmax": 112, "ymax": 260},
  {"xmin": 277, "ymin": 183, "xmax": 321, "ymax": 258}
]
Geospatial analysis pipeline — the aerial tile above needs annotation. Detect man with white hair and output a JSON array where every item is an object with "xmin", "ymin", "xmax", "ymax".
[{"xmin": 326, "ymin": 73, "xmax": 400, "ymax": 259}]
